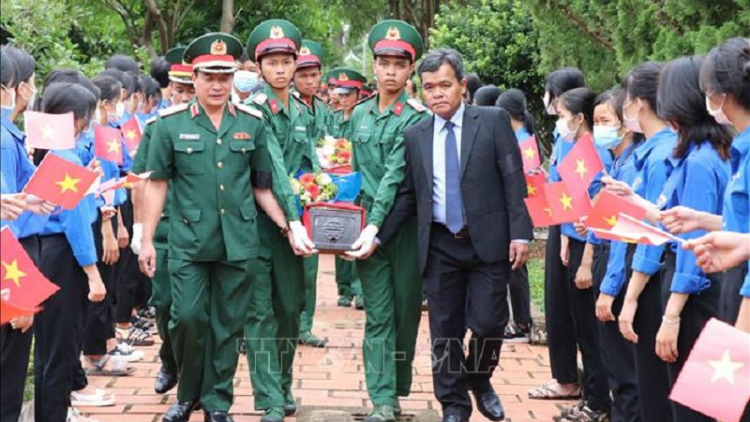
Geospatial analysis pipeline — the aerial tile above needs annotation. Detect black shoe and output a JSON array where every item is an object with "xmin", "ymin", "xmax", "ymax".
[
  {"xmin": 442, "ymin": 414, "xmax": 468, "ymax": 422},
  {"xmin": 204, "ymin": 411, "xmax": 233, "ymax": 422},
  {"xmin": 284, "ymin": 392, "xmax": 297, "ymax": 416},
  {"xmin": 155, "ymin": 367, "xmax": 178, "ymax": 394},
  {"xmin": 298, "ymin": 331, "xmax": 328, "ymax": 348},
  {"xmin": 162, "ymin": 400, "xmax": 200, "ymax": 422},
  {"xmin": 472, "ymin": 388, "xmax": 505, "ymax": 421}
]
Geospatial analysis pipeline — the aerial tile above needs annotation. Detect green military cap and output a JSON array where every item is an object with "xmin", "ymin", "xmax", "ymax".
[
  {"xmin": 183, "ymin": 32, "xmax": 243, "ymax": 73},
  {"xmin": 164, "ymin": 47, "xmax": 193, "ymax": 84},
  {"xmin": 367, "ymin": 19, "xmax": 423, "ymax": 61},
  {"xmin": 329, "ymin": 67, "xmax": 367, "ymax": 94},
  {"xmin": 247, "ymin": 19, "xmax": 302, "ymax": 61},
  {"xmin": 360, "ymin": 84, "xmax": 374, "ymax": 99},
  {"xmin": 297, "ymin": 39, "xmax": 324, "ymax": 69}
]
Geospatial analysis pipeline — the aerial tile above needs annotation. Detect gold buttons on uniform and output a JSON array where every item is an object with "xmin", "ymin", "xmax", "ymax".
[
  {"xmin": 217, "ymin": 161, "xmax": 223, "ymax": 168},
  {"xmin": 217, "ymin": 138, "xmax": 222, "ymax": 145},
  {"xmin": 187, "ymin": 147, "xmax": 194, "ymax": 154},
  {"xmin": 241, "ymin": 147, "xmax": 247, "ymax": 154},
  {"xmin": 219, "ymin": 184, "xmax": 225, "ymax": 191},
  {"xmin": 220, "ymin": 208, "xmax": 225, "ymax": 215}
]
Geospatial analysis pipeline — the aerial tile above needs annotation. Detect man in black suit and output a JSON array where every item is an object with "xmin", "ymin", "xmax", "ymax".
[{"xmin": 350, "ymin": 48, "xmax": 533, "ymax": 422}]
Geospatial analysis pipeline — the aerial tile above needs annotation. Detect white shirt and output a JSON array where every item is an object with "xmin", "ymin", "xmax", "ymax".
[{"xmin": 432, "ymin": 103, "xmax": 465, "ymax": 224}]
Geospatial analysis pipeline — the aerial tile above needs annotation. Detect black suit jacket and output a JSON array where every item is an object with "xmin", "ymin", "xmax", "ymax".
[{"xmin": 378, "ymin": 105, "xmax": 533, "ymax": 274}]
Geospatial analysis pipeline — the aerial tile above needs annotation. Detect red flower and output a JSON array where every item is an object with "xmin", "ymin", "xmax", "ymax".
[
  {"xmin": 335, "ymin": 139, "xmax": 348, "ymax": 149},
  {"xmin": 306, "ymin": 184, "xmax": 320, "ymax": 200},
  {"xmin": 338, "ymin": 150, "xmax": 352, "ymax": 161},
  {"xmin": 299, "ymin": 173, "xmax": 315, "ymax": 186}
]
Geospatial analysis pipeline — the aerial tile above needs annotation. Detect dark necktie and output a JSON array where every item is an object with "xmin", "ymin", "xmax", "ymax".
[{"xmin": 444, "ymin": 121, "xmax": 463, "ymax": 233}]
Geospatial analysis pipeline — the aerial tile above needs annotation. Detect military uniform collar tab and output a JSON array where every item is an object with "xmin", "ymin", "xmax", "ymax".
[
  {"xmin": 190, "ymin": 102, "xmax": 200, "ymax": 119},
  {"xmin": 227, "ymin": 102, "xmax": 237, "ymax": 117}
]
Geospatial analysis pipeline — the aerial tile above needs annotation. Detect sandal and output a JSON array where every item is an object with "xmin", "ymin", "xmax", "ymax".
[
  {"xmin": 116, "ymin": 325, "xmax": 155, "ymax": 346},
  {"xmin": 84, "ymin": 355, "xmax": 136, "ymax": 377},
  {"xmin": 67, "ymin": 407, "xmax": 103, "ymax": 422},
  {"xmin": 71, "ymin": 389, "xmax": 116, "ymax": 407},
  {"xmin": 108, "ymin": 342, "xmax": 144, "ymax": 362},
  {"xmin": 528, "ymin": 380, "xmax": 582, "ymax": 400}
]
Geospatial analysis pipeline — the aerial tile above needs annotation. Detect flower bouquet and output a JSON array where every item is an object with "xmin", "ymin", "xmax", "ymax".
[
  {"xmin": 316, "ymin": 135, "xmax": 353, "ymax": 174},
  {"xmin": 291, "ymin": 171, "xmax": 339, "ymax": 207}
]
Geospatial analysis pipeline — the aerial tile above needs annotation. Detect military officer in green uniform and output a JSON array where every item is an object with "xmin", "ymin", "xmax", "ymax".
[
  {"xmin": 345, "ymin": 20, "xmax": 430, "ymax": 422},
  {"xmin": 138, "ymin": 32, "xmax": 313, "ymax": 422},
  {"xmin": 130, "ymin": 46, "xmax": 196, "ymax": 398},
  {"xmin": 328, "ymin": 67, "xmax": 367, "ymax": 310},
  {"xmin": 243, "ymin": 19, "xmax": 318, "ymax": 422}
]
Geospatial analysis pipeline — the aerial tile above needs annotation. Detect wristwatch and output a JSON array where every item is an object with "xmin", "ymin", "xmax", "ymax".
[{"xmin": 280, "ymin": 224, "xmax": 290, "ymax": 237}]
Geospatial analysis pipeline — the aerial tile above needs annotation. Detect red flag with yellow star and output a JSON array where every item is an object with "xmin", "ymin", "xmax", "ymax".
[
  {"xmin": 94, "ymin": 125, "xmax": 124, "ymax": 164},
  {"xmin": 544, "ymin": 181, "xmax": 592, "ymax": 224},
  {"xmin": 23, "ymin": 153, "xmax": 98, "ymax": 210},
  {"xmin": 519, "ymin": 136, "xmax": 541, "ymax": 172},
  {"xmin": 524, "ymin": 195, "xmax": 556, "ymax": 227},
  {"xmin": 525, "ymin": 172, "xmax": 546, "ymax": 198},
  {"xmin": 0, "ymin": 300, "xmax": 36, "ymax": 325},
  {"xmin": 586, "ymin": 191, "xmax": 647, "ymax": 230},
  {"xmin": 670, "ymin": 318, "xmax": 750, "ymax": 422},
  {"xmin": 557, "ymin": 133, "xmax": 604, "ymax": 197},
  {"xmin": 23, "ymin": 111, "xmax": 76, "ymax": 150},
  {"xmin": 120, "ymin": 116, "xmax": 142, "ymax": 152},
  {"xmin": 0, "ymin": 227, "xmax": 59, "ymax": 310},
  {"xmin": 611, "ymin": 213, "xmax": 681, "ymax": 246}
]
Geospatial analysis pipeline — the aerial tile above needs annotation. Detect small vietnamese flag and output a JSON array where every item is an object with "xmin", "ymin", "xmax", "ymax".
[
  {"xmin": 519, "ymin": 136, "xmax": 541, "ymax": 172},
  {"xmin": 670, "ymin": 318, "xmax": 750, "ymax": 422},
  {"xmin": 0, "ymin": 299, "xmax": 36, "ymax": 325},
  {"xmin": 120, "ymin": 117, "xmax": 142, "ymax": 152},
  {"xmin": 23, "ymin": 153, "xmax": 98, "ymax": 210},
  {"xmin": 544, "ymin": 181, "xmax": 592, "ymax": 224},
  {"xmin": 23, "ymin": 111, "xmax": 76, "ymax": 150},
  {"xmin": 586, "ymin": 191, "xmax": 647, "ymax": 230},
  {"xmin": 0, "ymin": 227, "xmax": 59, "ymax": 310},
  {"xmin": 94, "ymin": 125, "xmax": 124, "ymax": 164},
  {"xmin": 98, "ymin": 172, "xmax": 152, "ymax": 194},
  {"xmin": 588, "ymin": 227, "xmax": 639, "ymax": 244},
  {"xmin": 610, "ymin": 213, "xmax": 682, "ymax": 246},
  {"xmin": 557, "ymin": 133, "xmax": 604, "ymax": 197},
  {"xmin": 524, "ymin": 194, "xmax": 556, "ymax": 227},
  {"xmin": 525, "ymin": 172, "xmax": 546, "ymax": 198}
]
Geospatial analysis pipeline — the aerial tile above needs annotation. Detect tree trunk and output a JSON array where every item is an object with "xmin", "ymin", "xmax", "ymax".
[
  {"xmin": 142, "ymin": 13, "xmax": 156, "ymax": 57},
  {"xmin": 144, "ymin": 0, "xmax": 169, "ymax": 54},
  {"xmin": 220, "ymin": 0, "xmax": 235, "ymax": 33}
]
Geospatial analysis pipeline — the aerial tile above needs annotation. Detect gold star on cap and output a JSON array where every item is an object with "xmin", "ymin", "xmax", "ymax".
[
  {"xmin": 575, "ymin": 159, "xmax": 588, "ymax": 179},
  {"xmin": 210, "ymin": 39, "xmax": 227, "ymax": 55},
  {"xmin": 2, "ymin": 260, "xmax": 27, "ymax": 288},
  {"xmin": 386, "ymin": 26, "xmax": 401, "ymax": 40},
  {"xmin": 560, "ymin": 192, "xmax": 573, "ymax": 210},
  {"xmin": 270, "ymin": 25, "xmax": 285, "ymax": 39},
  {"xmin": 299, "ymin": 46, "xmax": 310, "ymax": 55},
  {"xmin": 339, "ymin": 73, "xmax": 349, "ymax": 81},
  {"xmin": 56, "ymin": 174, "xmax": 81, "ymax": 194},
  {"xmin": 708, "ymin": 350, "xmax": 744, "ymax": 384}
]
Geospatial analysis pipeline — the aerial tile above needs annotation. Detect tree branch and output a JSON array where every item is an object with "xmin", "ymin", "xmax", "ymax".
[
  {"xmin": 144, "ymin": 0, "xmax": 169, "ymax": 53},
  {"xmin": 554, "ymin": 2, "xmax": 614, "ymax": 51}
]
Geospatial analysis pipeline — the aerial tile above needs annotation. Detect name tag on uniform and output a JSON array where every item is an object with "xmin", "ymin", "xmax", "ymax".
[
  {"xmin": 295, "ymin": 126, "xmax": 306, "ymax": 132},
  {"xmin": 179, "ymin": 134, "xmax": 200, "ymax": 140}
]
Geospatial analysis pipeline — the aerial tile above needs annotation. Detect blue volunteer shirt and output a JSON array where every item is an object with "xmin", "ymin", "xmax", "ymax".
[
  {"xmin": 40, "ymin": 149, "xmax": 98, "ymax": 267},
  {"xmin": 660, "ymin": 142, "xmax": 731, "ymax": 294},
  {"xmin": 515, "ymin": 127, "xmax": 532, "ymax": 144},
  {"xmin": 722, "ymin": 127, "xmax": 750, "ymax": 233},
  {"xmin": 549, "ymin": 129, "xmax": 574, "ymax": 183},
  {"xmin": 631, "ymin": 128, "xmax": 678, "ymax": 275},
  {"xmin": 598, "ymin": 143, "xmax": 645, "ymax": 297}
]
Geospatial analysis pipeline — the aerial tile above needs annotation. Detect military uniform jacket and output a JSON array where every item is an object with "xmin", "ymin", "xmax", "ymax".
[
  {"xmin": 347, "ymin": 90, "xmax": 430, "ymax": 227},
  {"xmin": 146, "ymin": 100, "xmax": 273, "ymax": 262},
  {"xmin": 329, "ymin": 110, "xmax": 351, "ymax": 139}
]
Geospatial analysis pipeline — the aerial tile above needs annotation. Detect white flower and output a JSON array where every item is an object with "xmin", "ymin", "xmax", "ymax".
[
  {"xmin": 322, "ymin": 144, "xmax": 336, "ymax": 157},
  {"xmin": 316, "ymin": 173, "xmax": 332, "ymax": 185}
]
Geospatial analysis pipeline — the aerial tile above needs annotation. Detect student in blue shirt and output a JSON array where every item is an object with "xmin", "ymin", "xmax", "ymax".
[
  {"xmin": 32, "ymin": 82, "xmax": 107, "ymax": 422},
  {"xmin": 495, "ymin": 88, "xmax": 535, "ymax": 341},
  {"xmin": 603, "ymin": 61, "xmax": 676, "ymax": 422},
  {"xmin": 654, "ymin": 56, "xmax": 733, "ymax": 422},
  {"xmin": 661, "ymin": 37, "xmax": 750, "ymax": 326},
  {"xmin": 529, "ymin": 67, "xmax": 587, "ymax": 402},
  {"xmin": 586, "ymin": 88, "xmax": 645, "ymax": 422}
]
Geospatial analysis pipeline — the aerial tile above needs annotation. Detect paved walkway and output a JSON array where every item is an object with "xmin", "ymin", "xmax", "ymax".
[{"xmin": 79, "ymin": 256, "xmax": 574, "ymax": 422}]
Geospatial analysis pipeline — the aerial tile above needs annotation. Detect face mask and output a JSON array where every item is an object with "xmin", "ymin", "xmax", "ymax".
[
  {"xmin": 593, "ymin": 125, "xmax": 623, "ymax": 150},
  {"xmin": 95, "ymin": 109, "xmax": 102, "ymax": 123},
  {"xmin": 543, "ymin": 93, "xmax": 557, "ymax": 116},
  {"xmin": 20, "ymin": 83, "xmax": 37, "ymax": 110},
  {"xmin": 556, "ymin": 118, "xmax": 577, "ymax": 140},
  {"xmin": 80, "ymin": 119, "xmax": 93, "ymax": 134},
  {"xmin": 115, "ymin": 102, "xmax": 125, "ymax": 118},
  {"xmin": 622, "ymin": 100, "xmax": 643, "ymax": 134},
  {"xmin": 1, "ymin": 85, "xmax": 16, "ymax": 111},
  {"xmin": 706, "ymin": 95, "xmax": 731, "ymax": 126}
]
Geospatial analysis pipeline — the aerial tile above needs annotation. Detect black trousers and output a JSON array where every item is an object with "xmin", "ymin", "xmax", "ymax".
[
  {"xmin": 83, "ymin": 217, "xmax": 117, "ymax": 355},
  {"xmin": 509, "ymin": 263, "xmax": 532, "ymax": 327},
  {"xmin": 0, "ymin": 236, "xmax": 39, "ymax": 422},
  {"xmin": 721, "ymin": 264, "xmax": 748, "ymax": 324},
  {"xmin": 424, "ymin": 224, "xmax": 510, "ymax": 419},
  {"xmin": 565, "ymin": 239, "xmax": 609, "ymax": 411},
  {"xmin": 544, "ymin": 225, "xmax": 578, "ymax": 384},
  {"xmin": 592, "ymin": 244, "xmax": 640, "ymax": 422},
  {"xmin": 115, "ymin": 193, "xmax": 150, "ymax": 323},
  {"xmin": 661, "ymin": 250, "xmax": 721, "ymax": 422},
  {"xmin": 624, "ymin": 244, "xmax": 674, "ymax": 422},
  {"xmin": 34, "ymin": 234, "xmax": 88, "ymax": 422}
]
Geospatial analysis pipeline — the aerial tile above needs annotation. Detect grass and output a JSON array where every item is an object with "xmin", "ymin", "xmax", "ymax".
[{"xmin": 528, "ymin": 258, "xmax": 545, "ymax": 312}]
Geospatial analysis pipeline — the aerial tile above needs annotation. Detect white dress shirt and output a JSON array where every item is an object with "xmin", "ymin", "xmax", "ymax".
[{"xmin": 432, "ymin": 103, "xmax": 465, "ymax": 225}]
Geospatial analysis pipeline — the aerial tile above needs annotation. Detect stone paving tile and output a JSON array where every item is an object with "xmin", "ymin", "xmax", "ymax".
[{"xmin": 79, "ymin": 256, "xmax": 574, "ymax": 421}]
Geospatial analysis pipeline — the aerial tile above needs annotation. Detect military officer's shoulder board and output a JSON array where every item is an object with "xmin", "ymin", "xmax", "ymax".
[
  {"xmin": 355, "ymin": 93, "xmax": 376, "ymax": 106},
  {"xmin": 158, "ymin": 103, "xmax": 189, "ymax": 118},
  {"xmin": 234, "ymin": 103, "xmax": 264, "ymax": 120},
  {"xmin": 406, "ymin": 98, "xmax": 427, "ymax": 113},
  {"xmin": 291, "ymin": 91, "xmax": 302, "ymax": 100},
  {"xmin": 145, "ymin": 116, "xmax": 158, "ymax": 125},
  {"xmin": 252, "ymin": 93, "xmax": 268, "ymax": 106}
]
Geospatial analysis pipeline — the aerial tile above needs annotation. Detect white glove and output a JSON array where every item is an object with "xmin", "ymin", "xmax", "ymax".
[
  {"xmin": 130, "ymin": 223, "xmax": 143, "ymax": 255},
  {"xmin": 346, "ymin": 224, "xmax": 379, "ymax": 259},
  {"xmin": 288, "ymin": 221, "xmax": 315, "ymax": 256}
]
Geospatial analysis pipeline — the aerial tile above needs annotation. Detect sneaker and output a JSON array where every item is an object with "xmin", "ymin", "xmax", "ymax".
[
  {"xmin": 503, "ymin": 323, "xmax": 531, "ymax": 343},
  {"xmin": 363, "ymin": 404, "xmax": 395, "ymax": 422},
  {"xmin": 354, "ymin": 295, "xmax": 365, "ymax": 310},
  {"xmin": 337, "ymin": 295, "xmax": 353, "ymax": 307},
  {"xmin": 116, "ymin": 326, "xmax": 155, "ymax": 347},
  {"xmin": 70, "ymin": 389, "xmax": 116, "ymax": 407},
  {"xmin": 109, "ymin": 342, "xmax": 145, "ymax": 362}
]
